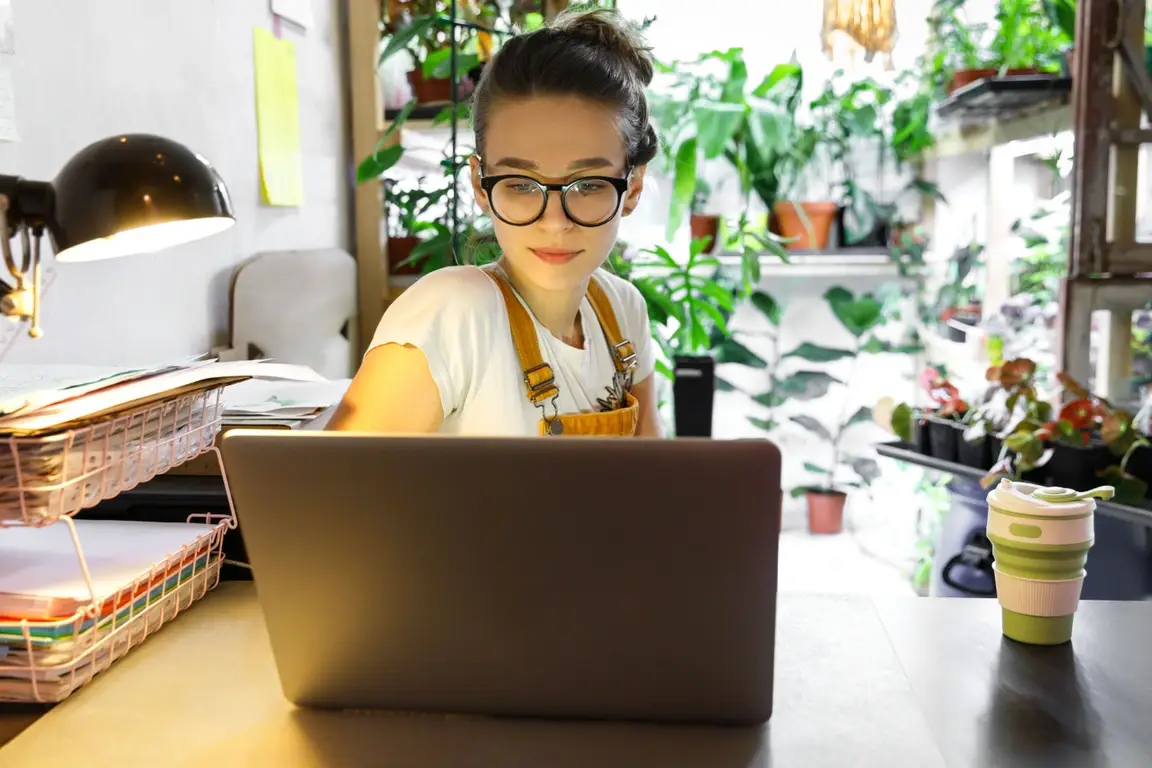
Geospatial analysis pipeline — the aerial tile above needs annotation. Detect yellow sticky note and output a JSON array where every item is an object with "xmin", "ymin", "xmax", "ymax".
[{"xmin": 253, "ymin": 27, "xmax": 303, "ymax": 206}]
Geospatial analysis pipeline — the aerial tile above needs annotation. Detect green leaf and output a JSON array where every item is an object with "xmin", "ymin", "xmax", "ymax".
[
  {"xmin": 750, "ymin": 291, "xmax": 782, "ymax": 326},
  {"xmin": 748, "ymin": 416, "xmax": 778, "ymax": 432},
  {"xmin": 694, "ymin": 102, "xmax": 745, "ymax": 159},
  {"xmin": 784, "ymin": 342, "xmax": 855, "ymax": 363},
  {"xmin": 666, "ymin": 137, "xmax": 698, "ymax": 240},
  {"xmin": 859, "ymin": 336, "xmax": 888, "ymax": 354},
  {"xmin": 848, "ymin": 457, "xmax": 882, "ymax": 483},
  {"xmin": 422, "ymin": 49, "xmax": 481, "ymax": 79},
  {"xmin": 752, "ymin": 390, "xmax": 786, "ymax": 409},
  {"xmin": 824, "ymin": 286, "xmax": 884, "ymax": 337},
  {"xmin": 803, "ymin": 461, "xmax": 832, "ymax": 475},
  {"xmin": 845, "ymin": 406, "xmax": 873, "ymax": 429},
  {"xmin": 775, "ymin": 370, "xmax": 842, "ymax": 401},
  {"xmin": 716, "ymin": 376, "xmax": 738, "ymax": 393},
  {"xmin": 720, "ymin": 55, "xmax": 749, "ymax": 103},
  {"xmin": 715, "ymin": 338, "xmax": 766, "ymax": 368},
  {"xmin": 378, "ymin": 16, "xmax": 436, "ymax": 65},
  {"xmin": 746, "ymin": 100, "xmax": 792, "ymax": 155},
  {"xmin": 751, "ymin": 62, "xmax": 802, "ymax": 98},
  {"xmin": 791, "ymin": 414, "xmax": 833, "ymax": 443},
  {"xmin": 356, "ymin": 144, "xmax": 404, "ymax": 183},
  {"xmin": 891, "ymin": 402, "xmax": 913, "ymax": 442}
]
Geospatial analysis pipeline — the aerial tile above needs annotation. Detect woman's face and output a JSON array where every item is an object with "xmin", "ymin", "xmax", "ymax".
[{"xmin": 470, "ymin": 95, "xmax": 646, "ymax": 293}]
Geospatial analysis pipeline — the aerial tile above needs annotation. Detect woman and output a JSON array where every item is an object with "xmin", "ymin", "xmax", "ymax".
[{"xmin": 328, "ymin": 7, "xmax": 661, "ymax": 438}]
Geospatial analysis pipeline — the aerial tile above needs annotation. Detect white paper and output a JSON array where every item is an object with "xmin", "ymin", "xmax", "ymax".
[
  {"xmin": 0, "ymin": 364, "xmax": 181, "ymax": 416},
  {"xmin": 0, "ymin": 360, "xmax": 328, "ymax": 432},
  {"xmin": 0, "ymin": 519, "xmax": 215, "ymax": 601},
  {"xmin": 270, "ymin": 0, "xmax": 314, "ymax": 29},
  {"xmin": 0, "ymin": 68, "xmax": 17, "ymax": 142},
  {"xmin": 0, "ymin": 0, "xmax": 14, "ymax": 55},
  {"xmin": 221, "ymin": 377, "xmax": 349, "ymax": 415}
]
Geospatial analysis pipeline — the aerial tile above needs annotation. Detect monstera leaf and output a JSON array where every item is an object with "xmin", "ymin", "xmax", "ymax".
[
  {"xmin": 774, "ymin": 370, "xmax": 843, "ymax": 401},
  {"xmin": 824, "ymin": 286, "xmax": 884, "ymax": 338},
  {"xmin": 784, "ymin": 342, "xmax": 854, "ymax": 363}
]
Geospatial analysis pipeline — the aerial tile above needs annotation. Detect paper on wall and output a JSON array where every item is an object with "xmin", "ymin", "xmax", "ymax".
[
  {"xmin": 0, "ymin": 69, "xmax": 17, "ymax": 142},
  {"xmin": 270, "ymin": 0, "xmax": 314, "ymax": 30},
  {"xmin": 0, "ymin": 0, "xmax": 14, "ymax": 56}
]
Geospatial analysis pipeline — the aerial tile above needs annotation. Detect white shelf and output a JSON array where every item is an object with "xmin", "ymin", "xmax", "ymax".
[{"xmin": 926, "ymin": 102, "xmax": 1072, "ymax": 158}]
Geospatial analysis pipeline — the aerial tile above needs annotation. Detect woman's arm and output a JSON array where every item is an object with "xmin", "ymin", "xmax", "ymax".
[
  {"xmin": 632, "ymin": 373, "xmax": 664, "ymax": 437},
  {"xmin": 325, "ymin": 343, "xmax": 444, "ymax": 433}
]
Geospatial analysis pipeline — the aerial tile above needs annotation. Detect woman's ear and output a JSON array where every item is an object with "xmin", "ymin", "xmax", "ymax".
[
  {"xmin": 621, "ymin": 165, "xmax": 647, "ymax": 217},
  {"xmin": 469, "ymin": 155, "xmax": 488, "ymax": 214}
]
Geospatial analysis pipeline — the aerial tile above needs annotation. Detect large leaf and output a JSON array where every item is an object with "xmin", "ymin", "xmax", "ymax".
[
  {"xmin": 844, "ymin": 406, "xmax": 873, "ymax": 430},
  {"xmin": 848, "ymin": 456, "xmax": 882, "ymax": 484},
  {"xmin": 720, "ymin": 54, "xmax": 749, "ymax": 103},
  {"xmin": 824, "ymin": 286, "xmax": 884, "ymax": 338},
  {"xmin": 694, "ymin": 102, "xmax": 745, "ymax": 159},
  {"xmin": 803, "ymin": 461, "xmax": 832, "ymax": 475},
  {"xmin": 746, "ymin": 100, "xmax": 792, "ymax": 155},
  {"xmin": 791, "ymin": 414, "xmax": 833, "ymax": 443},
  {"xmin": 748, "ymin": 416, "xmax": 779, "ymax": 432},
  {"xmin": 715, "ymin": 338, "xmax": 767, "ymax": 368},
  {"xmin": 750, "ymin": 290, "xmax": 782, "ymax": 326},
  {"xmin": 784, "ymin": 342, "xmax": 855, "ymax": 363},
  {"xmin": 751, "ymin": 62, "xmax": 802, "ymax": 98},
  {"xmin": 666, "ymin": 137, "xmax": 698, "ymax": 240},
  {"xmin": 752, "ymin": 390, "xmax": 786, "ymax": 409},
  {"xmin": 378, "ymin": 16, "xmax": 436, "ymax": 65},
  {"xmin": 423, "ymin": 48, "xmax": 480, "ymax": 79},
  {"xmin": 775, "ymin": 370, "xmax": 842, "ymax": 401},
  {"xmin": 890, "ymin": 402, "xmax": 913, "ymax": 442}
]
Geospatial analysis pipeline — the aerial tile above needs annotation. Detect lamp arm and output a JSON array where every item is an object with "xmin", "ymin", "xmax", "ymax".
[{"xmin": 0, "ymin": 174, "xmax": 52, "ymax": 338}]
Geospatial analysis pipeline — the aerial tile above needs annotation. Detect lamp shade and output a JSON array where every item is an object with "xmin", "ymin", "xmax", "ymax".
[{"xmin": 49, "ymin": 133, "xmax": 235, "ymax": 263}]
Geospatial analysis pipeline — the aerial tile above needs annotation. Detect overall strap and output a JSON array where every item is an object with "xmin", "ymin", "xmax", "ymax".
[
  {"xmin": 586, "ymin": 276, "xmax": 638, "ymax": 375},
  {"xmin": 483, "ymin": 271, "xmax": 559, "ymax": 407}
]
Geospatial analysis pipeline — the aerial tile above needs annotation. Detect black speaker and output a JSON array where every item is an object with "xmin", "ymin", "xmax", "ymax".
[{"xmin": 672, "ymin": 355, "xmax": 716, "ymax": 437}]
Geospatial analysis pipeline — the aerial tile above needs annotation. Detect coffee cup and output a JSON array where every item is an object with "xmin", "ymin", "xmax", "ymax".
[{"xmin": 985, "ymin": 480, "xmax": 1114, "ymax": 645}]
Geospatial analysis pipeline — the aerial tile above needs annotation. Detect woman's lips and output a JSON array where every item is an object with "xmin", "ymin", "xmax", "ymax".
[{"xmin": 530, "ymin": 248, "xmax": 582, "ymax": 265}]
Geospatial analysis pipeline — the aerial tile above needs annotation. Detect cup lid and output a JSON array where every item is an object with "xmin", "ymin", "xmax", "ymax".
[{"xmin": 988, "ymin": 479, "xmax": 1114, "ymax": 518}]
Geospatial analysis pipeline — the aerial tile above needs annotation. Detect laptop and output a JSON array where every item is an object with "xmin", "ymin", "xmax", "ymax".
[{"xmin": 218, "ymin": 431, "xmax": 782, "ymax": 726}]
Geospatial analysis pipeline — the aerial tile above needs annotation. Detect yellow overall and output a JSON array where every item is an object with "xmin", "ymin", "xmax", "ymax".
[{"xmin": 485, "ymin": 272, "xmax": 640, "ymax": 437}]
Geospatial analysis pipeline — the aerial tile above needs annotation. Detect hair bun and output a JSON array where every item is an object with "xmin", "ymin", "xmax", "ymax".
[{"xmin": 548, "ymin": 7, "xmax": 654, "ymax": 87}]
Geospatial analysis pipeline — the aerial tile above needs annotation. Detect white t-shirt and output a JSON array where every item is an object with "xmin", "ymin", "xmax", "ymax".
[{"xmin": 368, "ymin": 263, "xmax": 656, "ymax": 436}]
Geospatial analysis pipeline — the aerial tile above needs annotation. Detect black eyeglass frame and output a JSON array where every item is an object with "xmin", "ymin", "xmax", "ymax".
[{"xmin": 477, "ymin": 163, "xmax": 633, "ymax": 228}]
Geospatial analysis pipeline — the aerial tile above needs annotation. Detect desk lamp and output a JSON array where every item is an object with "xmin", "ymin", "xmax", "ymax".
[{"xmin": 0, "ymin": 133, "xmax": 235, "ymax": 338}]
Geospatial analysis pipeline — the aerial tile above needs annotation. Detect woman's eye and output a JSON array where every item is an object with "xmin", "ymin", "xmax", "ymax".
[
  {"xmin": 573, "ymin": 180, "xmax": 609, "ymax": 195},
  {"xmin": 509, "ymin": 183, "xmax": 537, "ymax": 194}
]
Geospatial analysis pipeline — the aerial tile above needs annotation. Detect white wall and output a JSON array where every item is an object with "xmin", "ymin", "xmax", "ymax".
[{"xmin": 0, "ymin": 0, "xmax": 348, "ymax": 365}]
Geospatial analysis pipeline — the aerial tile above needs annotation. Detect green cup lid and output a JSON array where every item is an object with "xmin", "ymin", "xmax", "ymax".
[{"xmin": 1031, "ymin": 486, "xmax": 1115, "ymax": 503}]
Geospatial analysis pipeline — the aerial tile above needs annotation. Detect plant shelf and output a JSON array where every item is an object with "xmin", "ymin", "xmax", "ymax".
[
  {"xmin": 928, "ymin": 76, "xmax": 1073, "ymax": 158},
  {"xmin": 875, "ymin": 441, "xmax": 1152, "ymax": 528}
]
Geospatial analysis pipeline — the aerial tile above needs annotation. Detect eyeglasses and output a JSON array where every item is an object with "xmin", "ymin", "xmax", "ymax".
[{"xmin": 478, "ymin": 166, "xmax": 632, "ymax": 228}]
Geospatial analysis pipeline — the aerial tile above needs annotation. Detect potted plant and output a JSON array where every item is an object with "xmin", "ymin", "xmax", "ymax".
[
  {"xmin": 378, "ymin": 1, "xmax": 484, "ymax": 105},
  {"xmin": 919, "ymin": 366, "xmax": 971, "ymax": 463},
  {"xmin": 933, "ymin": 241, "xmax": 984, "ymax": 342},
  {"xmin": 629, "ymin": 236, "xmax": 751, "ymax": 437},
  {"xmin": 383, "ymin": 179, "xmax": 452, "ymax": 275},
  {"xmin": 688, "ymin": 179, "xmax": 720, "ymax": 254},
  {"xmin": 786, "ymin": 286, "xmax": 888, "ymax": 534}
]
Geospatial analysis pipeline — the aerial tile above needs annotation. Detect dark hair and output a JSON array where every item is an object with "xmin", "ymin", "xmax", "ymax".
[{"xmin": 471, "ymin": 7, "xmax": 659, "ymax": 169}]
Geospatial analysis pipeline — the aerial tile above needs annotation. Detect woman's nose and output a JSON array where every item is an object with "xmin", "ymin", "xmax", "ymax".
[{"xmin": 537, "ymin": 190, "xmax": 574, "ymax": 232}]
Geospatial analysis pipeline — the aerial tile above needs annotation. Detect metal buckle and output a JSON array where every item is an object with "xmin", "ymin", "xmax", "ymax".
[
  {"xmin": 613, "ymin": 340, "xmax": 638, "ymax": 371},
  {"xmin": 524, "ymin": 363, "xmax": 559, "ymax": 405}
]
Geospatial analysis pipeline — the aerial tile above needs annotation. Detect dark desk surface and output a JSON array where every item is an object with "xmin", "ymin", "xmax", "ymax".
[{"xmin": 2, "ymin": 583, "xmax": 1150, "ymax": 767}]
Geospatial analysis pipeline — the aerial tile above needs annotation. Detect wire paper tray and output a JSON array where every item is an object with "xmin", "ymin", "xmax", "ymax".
[
  {"xmin": 0, "ymin": 387, "xmax": 226, "ymax": 527},
  {"xmin": 0, "ymin": 516, "xmax": 228, "ymax": 703}
]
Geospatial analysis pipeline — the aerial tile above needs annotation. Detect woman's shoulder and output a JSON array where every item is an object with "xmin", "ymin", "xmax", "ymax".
[{"xmin": 389, "ymin": 265, "xmax": 504, "ymax": 316}]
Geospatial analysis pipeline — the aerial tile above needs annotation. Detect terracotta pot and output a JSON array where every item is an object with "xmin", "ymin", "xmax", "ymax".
[
  {"xmin": 388, "ymin": 235, "xmax": 422, "ymax": 275},
  {"xmin": 806, "ymin": 490, "xmax": 846, "ymax": 535},
  {"xmin": 407, "ymin": 68, "xmax": 452, "ymax": 104},
  {"xmin": 689, "ymin": 214, "xmax": 720, "ymax": 253},
  {"xmin": 948, "ymin": 67, "xmax": 1039, "ymax": 95},
  {"xmin": 772, "ymin": 202, "xmax": 837, "ymax": 251}
]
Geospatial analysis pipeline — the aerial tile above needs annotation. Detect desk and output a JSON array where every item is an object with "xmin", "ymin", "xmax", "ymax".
[{"xmin": 2, "ymin": 583, "xmax": 1150, "ymax": 767}]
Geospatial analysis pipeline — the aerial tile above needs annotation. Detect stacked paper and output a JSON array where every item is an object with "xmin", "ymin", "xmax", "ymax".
[
  {"xmin": 0, "ymin": 519, "xmax": 223, "ymax": 701},
  {"xmin": 221, "ymin": 377, "xmax": 349, "ymax": 427}
]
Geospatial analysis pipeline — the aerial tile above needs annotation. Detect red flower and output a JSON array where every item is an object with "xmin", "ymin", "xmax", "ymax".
[{"xmin": 1059, "ymin": 399, "xmax": 1096, "ymax": 430}]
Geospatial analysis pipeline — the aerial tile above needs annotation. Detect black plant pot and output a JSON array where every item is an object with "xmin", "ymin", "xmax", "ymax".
[
  {"xmin": 926, "ymin": 416, "xmax": 961, "ymax": 463},
  {"xmin": 912, "ymin": 413, "xmax": 932, "ymax": 456},
  {"xmin": 1043, "ymin": 441, "xmax": 1115, "ymax": 492},
  {"xmin": 835, "ymin": 205, "xmax": 891, "ymax": 249},
  {"xmin": 957, "ymin": 433, "xmax": 991, "ymax": 470},
  {"xmin": 672, "ymin": 355, "xmax": 715, "ymax": 437},
  {"xmin": 988, "ymin": 434, "xmax": 1005, "ymax": 465},
  {"xmin": 1125, "ymin": 444, "xmax": 1152, "ymax": 499}
]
